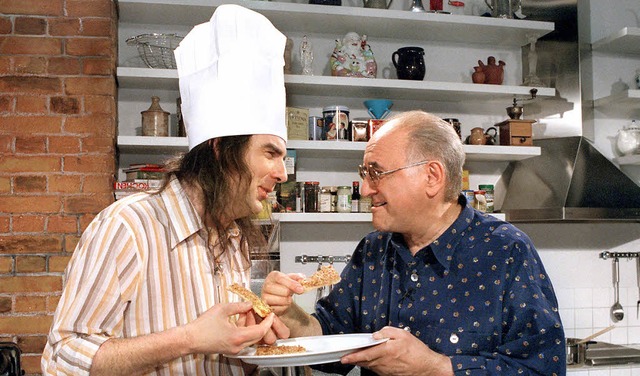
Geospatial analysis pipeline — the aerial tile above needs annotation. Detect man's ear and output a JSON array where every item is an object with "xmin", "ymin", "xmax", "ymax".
[{"xmin": 424, "ymin": 160, "xmax": 446, "ymax": 198}]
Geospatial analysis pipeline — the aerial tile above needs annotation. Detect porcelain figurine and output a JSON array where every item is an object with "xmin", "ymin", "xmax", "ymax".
[
  {"xmin": 300, "ymin": 35, "xmax": 314, "ymax": 76},
  {"xmin": 330, "ymin": 32, "xmax": 377, "ymax": 78}
]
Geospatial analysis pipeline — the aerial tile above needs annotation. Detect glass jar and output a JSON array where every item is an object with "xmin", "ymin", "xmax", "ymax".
[
  {"xmin": 337, "ymin": 186, "xmax": 351, "ymax": 213},
  {"xmin": 319, "ymin": 187, "xmax": 332, "ymax": 213},
  {"xmin": 304, "ymin": 181, "xmax": 319, "ymax": 213}
]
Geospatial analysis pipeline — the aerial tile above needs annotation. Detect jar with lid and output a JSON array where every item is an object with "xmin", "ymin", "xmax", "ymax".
[
  {"xmin": 141, "ymin": 96, "xmax": 169, "ymax": 136},
  {"xmin": 478, "ymin": 184, "xmax": 494, "ymax": 213},
  {"xmin": 358, "ymin": 196, "xmax": 372, "ymax": 213},
  {"xmin": 337, "ymin": 186, "xmax": 351, "ymax": 213},
  {"xmin": 319, "ymin": 187, "xmax": 332, "ymax": 213}
]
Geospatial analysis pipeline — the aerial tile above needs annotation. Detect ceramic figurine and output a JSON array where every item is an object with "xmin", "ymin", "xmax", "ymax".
[
  {"xmin": 330, "ymin": 32, "xmax": 377, "ymax": 78},
  {"xmin": 300, "ymin": 35, "xmax": 314, "ymax": 76},
  {"xmin": 475, "ymin": 56, "xmax": 505, "ymax": 85}
]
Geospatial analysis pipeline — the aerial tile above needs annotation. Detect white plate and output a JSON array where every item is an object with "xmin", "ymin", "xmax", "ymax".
[{"xmin": 228, "ymin": 333, "xmax": 388, "ymax": 367}]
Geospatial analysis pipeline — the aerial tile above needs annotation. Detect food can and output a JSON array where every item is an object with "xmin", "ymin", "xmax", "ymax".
[
  {"xmin": 462, "ymin": 189, "xmax": 475, "ymax": 207},
  {"xmin": 337, "ymin": 186, "xmax": 351, "ymax": 213},
  {"xmin": 308, "ymin": 116, "xmax": 325, "ymax": 140},
  {"xmin": 323, "ymin": 106, "xmax": 350, "ymax": 141},
  {"xmin": 478, "ymin": 184, "xmax": 494, "ymax": 213},
  {"xmin": 319, "ymin": 186, "xmax": 332, "ymax": 213},
  {"xmin": 351, "ymin": 118, "xmax": 369, "ymax": 142}
]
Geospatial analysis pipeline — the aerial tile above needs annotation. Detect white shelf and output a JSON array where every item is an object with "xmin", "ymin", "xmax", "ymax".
[
  {"xmin": 117, "ymin": 67, "xmax": 556, "ymax": 103},
  {"xmin": 615, "ymin": 154, "xmax": 640, "ymax": 166},
  {"xmin": 270, "ymin": 211, "xmax": 505, "ymax": 222},
  {"xmin": 273, "ymin": 212, "xmax": 371, "ymax": 222},
  {"xmin": 591, "ymin": 90, "xmax": 640, "ymax": 118},
  {"xmin": 118, "ymin": 0, "xmax": 553, "ymax": 47},
  {"xmin": 592, "ymin": 27, "xmax": 640, "ymax": 55},
  {"xmin": 118, "ymin": 136, "xmax": 541, "ymax": 162}
]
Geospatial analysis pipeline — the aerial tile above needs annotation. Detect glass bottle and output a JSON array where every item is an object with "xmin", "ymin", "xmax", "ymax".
[{"xmin": 351, "ymin": 181, "xmax": 360, "ymax": 212}]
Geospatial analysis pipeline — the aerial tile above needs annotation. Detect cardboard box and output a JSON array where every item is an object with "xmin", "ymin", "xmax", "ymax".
[
  {"xmin": 286, "ymin": 107, "xmax": 309, "ymax": 140},
  {"xmin": 497, "ymin": 119, "xmax": 535, "ymax": 146}
]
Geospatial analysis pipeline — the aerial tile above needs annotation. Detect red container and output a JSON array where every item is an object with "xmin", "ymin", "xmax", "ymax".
[{"xmin": 430, "ymin": 0, "xmax": 443, "ymax": 10}]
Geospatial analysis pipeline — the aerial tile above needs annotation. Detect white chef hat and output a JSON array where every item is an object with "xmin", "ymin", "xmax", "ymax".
[{"xmin": 174, "ymin": 4, "xmax": 287, "ymax": 150}]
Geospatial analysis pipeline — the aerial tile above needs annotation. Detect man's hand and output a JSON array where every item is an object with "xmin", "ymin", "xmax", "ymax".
[
  {"xmin": 340, "ymin": 327, "xmax": 454, "ymax": 376},
  {"xmin": 239, "ymin": 306, "xmax": 290, "ymax": 345},
  {"xmin": 261, "ymin": 271, "xmax": 304, "ymax": 315},
  {"xmin": 184, "ymin": 302, "xmax": 276, "ymax": 355}
]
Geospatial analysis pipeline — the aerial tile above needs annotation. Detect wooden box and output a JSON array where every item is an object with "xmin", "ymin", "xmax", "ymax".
[{"xmin": 497, "ymin": 119, "xmax": 535, "ymax": 146}]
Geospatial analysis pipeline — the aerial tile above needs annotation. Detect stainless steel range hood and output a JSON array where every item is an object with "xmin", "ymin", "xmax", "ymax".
[{"xmin": 501, "ymin": 137, "xmax": 640, "ymax": 222}]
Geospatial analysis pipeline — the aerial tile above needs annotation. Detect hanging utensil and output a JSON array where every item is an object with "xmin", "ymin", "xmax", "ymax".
[
  {"xmin": 611, "ymin": 257, "xmax": 624, "ymax": 322},
  {"xmin": 636, "ymin": 255, "xmax": 639, "ymax": 319}
]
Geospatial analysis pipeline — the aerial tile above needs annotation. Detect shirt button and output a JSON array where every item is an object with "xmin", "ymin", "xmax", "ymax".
[
  {"xmin": 450, "ymin": 334, "xmax": 459, "ymax": 344},
  {"xmin": 404, "ymin": 326, "xmax": 411, "ymax": 332},
  {"xmin": 410, "ymin": 273, "xmax": 418, "ymax": 282}
]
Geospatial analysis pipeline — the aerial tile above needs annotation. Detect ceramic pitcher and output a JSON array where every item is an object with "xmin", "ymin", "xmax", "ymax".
[
  {"xmin": 363, "ymin": 0, "xmax": 392, "ymax": 9},
  {"xmin": 392, "ymin": 47, "xmax": 425, "ymax": 80}
]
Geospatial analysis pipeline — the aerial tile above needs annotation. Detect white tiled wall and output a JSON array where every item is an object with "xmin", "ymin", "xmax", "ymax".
[{"xmin": 518, "ymin": 222, "xmax": 640, "ymax": 374}]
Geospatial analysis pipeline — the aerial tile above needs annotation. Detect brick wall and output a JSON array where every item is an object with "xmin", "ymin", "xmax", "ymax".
[{"xmin": 0, "ymin": 0, "xmax": 117, "ymax": 374}]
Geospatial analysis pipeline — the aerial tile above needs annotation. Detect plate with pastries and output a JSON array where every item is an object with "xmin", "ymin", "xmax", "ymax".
[{"xmin": 227, "ymin": 333, "xmax": 389, "ymax": 367}]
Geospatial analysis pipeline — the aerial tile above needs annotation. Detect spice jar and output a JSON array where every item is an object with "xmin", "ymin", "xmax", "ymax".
[{"xmin": 141, "ymin": 96, "xmax": 169, "ymax": 137}]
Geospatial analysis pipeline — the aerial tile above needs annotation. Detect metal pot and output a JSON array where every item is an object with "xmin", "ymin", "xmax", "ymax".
[{"xmin": 566, "ymin": 338, "xmax": 595, "ymax": 365}]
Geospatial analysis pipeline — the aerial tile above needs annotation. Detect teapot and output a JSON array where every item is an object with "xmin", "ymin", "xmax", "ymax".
[
  {"xmin": 467, "ymin": 127, "xmax": 497, "ymax": 145},
  {"xmin": 364, "ymin": 0, "xmax": 392, "ymax": 8},
  {"xmin": 616, "ymin": 120, "xmax": 640, "ymax": 156}
]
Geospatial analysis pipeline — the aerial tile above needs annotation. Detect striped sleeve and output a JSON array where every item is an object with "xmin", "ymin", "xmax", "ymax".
[{"xmin": 42, "ymin": 215, "xmax": 140, "ymax": 375}]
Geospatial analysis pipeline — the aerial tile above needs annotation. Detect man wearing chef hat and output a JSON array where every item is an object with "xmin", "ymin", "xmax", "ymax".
[{"xmin": 42, "ymin": 5, "xmax": 290, "ymax": 375}]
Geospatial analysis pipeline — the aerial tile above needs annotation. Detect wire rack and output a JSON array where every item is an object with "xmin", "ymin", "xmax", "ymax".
[{"xmin": 126, "ymin": 33, "xmax": 183, "ymax": 69}]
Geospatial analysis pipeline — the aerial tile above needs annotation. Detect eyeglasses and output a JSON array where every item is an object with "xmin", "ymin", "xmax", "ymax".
[{"xmin": 358, "ymin": 160, "xmax": 430, "ymax": 183}]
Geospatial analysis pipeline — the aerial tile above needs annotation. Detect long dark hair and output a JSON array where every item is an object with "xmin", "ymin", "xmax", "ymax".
[{"xmin": 160, "ymin": 136, "xmax": 265, "ymax": 262}]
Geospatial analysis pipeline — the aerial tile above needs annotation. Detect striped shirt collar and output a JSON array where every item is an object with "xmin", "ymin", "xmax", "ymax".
[{"xmin": 161, "ymin": 177, "xmax": 241, "ymax": 251}]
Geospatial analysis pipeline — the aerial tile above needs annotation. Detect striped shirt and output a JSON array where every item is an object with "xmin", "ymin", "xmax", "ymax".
[{"xmin": 42, "ymin": 177, "xmax": 252, "ymax": 375}]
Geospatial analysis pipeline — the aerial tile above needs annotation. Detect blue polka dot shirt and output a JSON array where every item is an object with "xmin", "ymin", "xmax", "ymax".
[{"xmin": 312, "ymin": 196, "xmax": 566, "ymax": 375}]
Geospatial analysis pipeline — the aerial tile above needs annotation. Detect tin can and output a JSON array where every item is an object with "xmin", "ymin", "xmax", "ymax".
[
  {"xmin": 308, "ymin": 116, "xmax": 325, "ymax": 140},
  {"xmin": 478, "ymin": 184, "xmax": 494, "ymax": 213},
  {"xmin": 462, "ymin": 189, "xmax": 475, "ymax": 207},
  {"xmin": 319, "ymin": 187, "xmax": 332, "ymax": 212},
  {"xmin": 351, "ymin": 118, "xmax": 369, "ymax": 142},
  {"xmin": 337, "ymin": 186, "xmax": 351, "ymax": 213},
  {"xmin": 323, "ymin": 106, "xmax": 350, "ymax": 141}
]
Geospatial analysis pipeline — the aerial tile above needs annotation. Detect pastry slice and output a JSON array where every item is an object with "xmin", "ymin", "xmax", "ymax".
[
  {"xmin": 300, "ymin": 265, "xmax": 341, "ymax": 292},
  {"xmin": 227, "ymin": 283, "xmax": 273, "ymax": 318}
]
